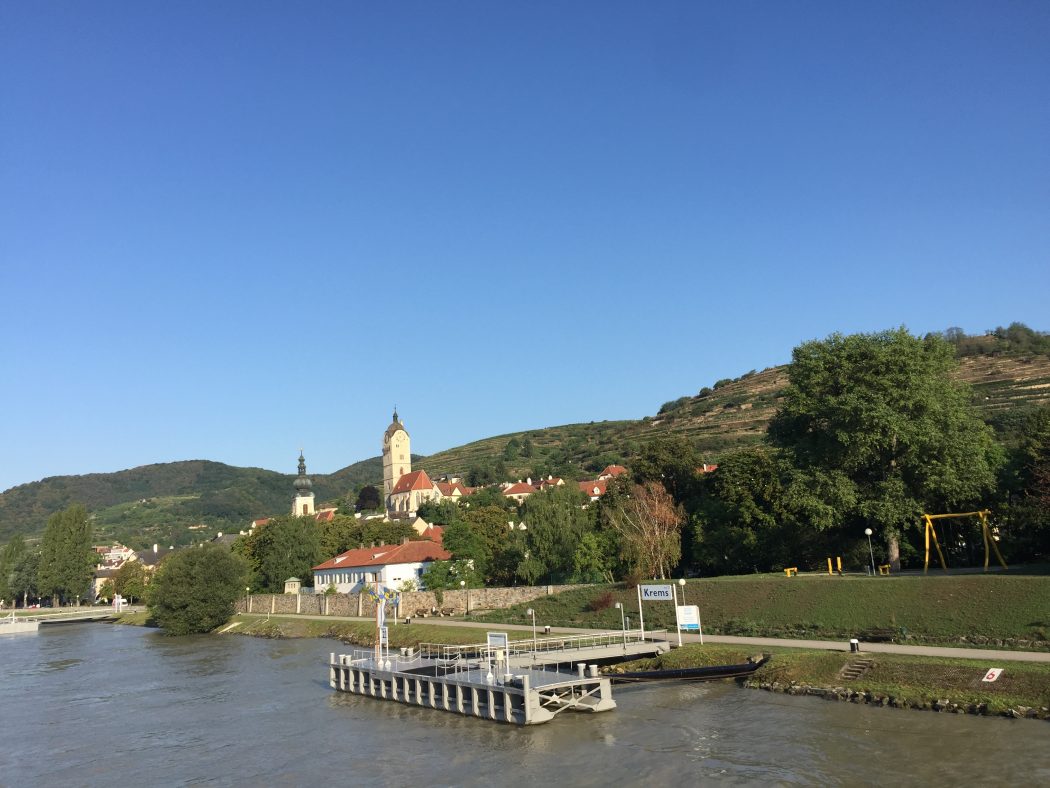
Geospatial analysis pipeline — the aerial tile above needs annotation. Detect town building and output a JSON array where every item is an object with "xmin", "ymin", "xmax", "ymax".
[{"xmin": 312, "ymin": 536, "xmax": 451, "ymax": 593}]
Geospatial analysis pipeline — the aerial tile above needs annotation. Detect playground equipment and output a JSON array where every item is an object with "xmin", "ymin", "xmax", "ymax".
[{"xmin": 921, "ymin": 510, "xmax": 1007, "ymax": 574}]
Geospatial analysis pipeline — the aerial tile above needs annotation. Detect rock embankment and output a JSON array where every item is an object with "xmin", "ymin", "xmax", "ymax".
[{"xmin": 742, "ymin": 678, "xmax": 1049, "ymax": 721}]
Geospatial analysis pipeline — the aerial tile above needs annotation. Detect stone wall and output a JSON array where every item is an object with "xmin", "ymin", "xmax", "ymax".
[{"xmin": 237, "ymin": 584, "xmax": 585, "ymax": 618}]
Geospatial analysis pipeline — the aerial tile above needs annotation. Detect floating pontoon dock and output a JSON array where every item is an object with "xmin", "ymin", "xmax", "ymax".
[
  {"xmin": 329, "ymin": 647, "xmax": 617, "ymax": 725},
  {"xmin": 419, "ymin": 629, "xmax": 669, "ymax": 668}
]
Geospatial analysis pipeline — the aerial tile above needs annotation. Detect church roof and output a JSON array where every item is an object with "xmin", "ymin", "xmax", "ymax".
[{"xmin": 391, "ymin": 470, "xmax": 433, "ymax": 495}]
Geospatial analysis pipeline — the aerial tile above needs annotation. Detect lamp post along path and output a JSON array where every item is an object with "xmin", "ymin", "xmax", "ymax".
[{"xmin": 865, "ymin": 528, "xmax": 876, "ymax": 576}]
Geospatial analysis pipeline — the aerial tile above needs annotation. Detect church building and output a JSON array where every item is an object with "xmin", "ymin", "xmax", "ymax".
[{"xmin": 292, "ymin": 450, "xmax": 315, "ymax": 516}]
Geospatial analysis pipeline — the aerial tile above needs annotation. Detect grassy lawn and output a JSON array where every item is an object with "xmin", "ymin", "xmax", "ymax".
[
  {"xmin": 474, "ymin": 573, "xmax": 1050, "ymax": 649},
  {"xmin": 613, "ymin": 643, "xmax": 1050, "ymax": 716},
  {"xmin": 228, "ymin": 614, "xmax": 533, "ymax": 649}
]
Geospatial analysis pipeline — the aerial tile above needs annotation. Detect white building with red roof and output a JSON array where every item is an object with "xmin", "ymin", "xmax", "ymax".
[
  {"xmin": 312, "ymin": 537, "xmax": 451, "ymax": 593},
  {"xmin": 502, "ymin": 480, "xmax": 537, "ymax": 504},
  {"xmin": 597, "ymin": 465, "xmax": 627, "ymax": 481},
  {"xmin": 579, "ymin": 479, "xmax": 608, "ymax": 501}
]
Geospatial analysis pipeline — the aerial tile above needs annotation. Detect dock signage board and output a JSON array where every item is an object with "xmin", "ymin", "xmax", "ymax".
[
  {"xmin": 678, "ymin": 605, "xmax": 701, "ymax": 631},
  {"xmin": 982, "ymin": 668, "xmax": 1003, "ymax": 683},
  {"xmin": 640, "ymin": 584, "xmax": 673, "ymax": 601},
  {"xmin": 379, "ymin": 626, "xmax": 389, "ymax": 646}
]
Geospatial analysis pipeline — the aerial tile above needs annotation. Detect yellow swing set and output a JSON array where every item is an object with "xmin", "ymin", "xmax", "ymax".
[{"xmin": 921, "ymin": 510, "xmax": 1007, "ymax": 574}]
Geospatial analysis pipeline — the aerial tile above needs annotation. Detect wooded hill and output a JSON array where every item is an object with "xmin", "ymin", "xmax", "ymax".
[{"xmin": 3, "ymin": 328, "xmax": 1048, "ymax": 548}]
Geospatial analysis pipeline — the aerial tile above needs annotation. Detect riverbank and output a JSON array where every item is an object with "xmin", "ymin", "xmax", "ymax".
[
  {"xmin": 473, "ymin": 572, "xmax": 1050, "ymax": 651},
  {"xmin": 221, "ymin": 613, "xmax": 1049, "ymax": 721},
  {"xmin": 611, "ymin": 643, "xmax": 1050, "ymax": 721}
]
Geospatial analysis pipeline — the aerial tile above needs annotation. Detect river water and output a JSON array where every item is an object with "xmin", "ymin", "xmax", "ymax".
[{"xmin": 1, "ymin": 625, "xmax": 1047, "ymax": 786}]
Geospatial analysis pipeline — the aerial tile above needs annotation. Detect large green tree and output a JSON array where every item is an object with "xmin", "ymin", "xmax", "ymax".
[
  {"xmin": 37, "ymin": 504, "xmax": 96, "ymax": 605},
  {"xmin": 10, "ymin": 551, "xmax": 40, "ymax": 607},
  {"xmin": 768, "ymin": 329, "xmax": 1002, "ymax": 568},
  {"xmin": 520, "ymin": 485, "xmax": 595, "ymax": 583},
  {"xmin": 148, "ymin": 544, "xmax": 249, "ymax": 635},
  {"xmin": 240, "ymin": 515, "xmax": 324, "ymax": 593},
  {"xmin": 0, "ymin": 535, "xmax": 28, "ymax": 605}
]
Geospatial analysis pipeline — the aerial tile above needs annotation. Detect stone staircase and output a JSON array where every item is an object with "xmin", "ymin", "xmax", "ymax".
[{"xmin": 839, "ymin": 658, "xmax": 875, "ymax": 682}]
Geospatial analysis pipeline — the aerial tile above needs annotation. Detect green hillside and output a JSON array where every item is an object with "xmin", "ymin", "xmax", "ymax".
[
  {"xmin": 418, "ymin": 351, "xmax": 1050, "ymax": 482},
  {"xmin": 3, "ymin": 329, "xmax": 1048, "ymax": 546},
  {"xmin": 0, "ymin": 457, "xmax": 384, "ymax": 546}
]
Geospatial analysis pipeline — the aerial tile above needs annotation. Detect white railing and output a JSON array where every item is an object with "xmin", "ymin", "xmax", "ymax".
[{"xmin": 418, "ymin": 629, "xmax": 667, "ymax": 661}]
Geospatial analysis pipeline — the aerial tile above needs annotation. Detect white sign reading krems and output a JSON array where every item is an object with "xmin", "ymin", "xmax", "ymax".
[{"xmin": 640, "ymin": 584, "xmax": 673, "ymax": 601}]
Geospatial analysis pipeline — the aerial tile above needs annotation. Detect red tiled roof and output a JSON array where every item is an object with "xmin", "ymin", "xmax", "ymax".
[
  {"xmin": 537, "ymin": 477, "xmax": 563, "ymax": 487},
  {"xmin": 391, "ymin": 470, "xmax": 434, "ymax": 495},
  {"xmin": 434, "ymin": 481, "xmax": 469, "ymax": 497},
  {"xmin": 502, "ymin": 482, "xmax": 536, "ymax": 496},
  {"xmin": 313, "ymin": 538, "xmax": 450, "ymax": 571},
  {"xmin": 422, "ymin": 524, "xmax": 444, "ymax": 545},
  {"xmin": 697, "ymin": 464, "xmax": 719, "ymax": 474},
  {"xmin": 314, "ymin": 510, "xmax": 336, "ymax": 522},
  {"xmin": 599, "ymin": 465, "xmax": 627, "ymax": 478},
  {"xmin": 579, "ymin": 479, "xmax": 608, "ymax": 496}
]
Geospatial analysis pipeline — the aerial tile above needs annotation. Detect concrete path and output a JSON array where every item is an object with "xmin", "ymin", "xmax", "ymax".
[{"xmin": 239, "ymin": 611, "xmax": 1050, "ymax": 663}]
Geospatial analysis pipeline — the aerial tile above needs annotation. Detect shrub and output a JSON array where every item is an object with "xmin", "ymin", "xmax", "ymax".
[
  {"xmin": 148, "ymin": 544, "xmax": 248, "ymax": 635},
  {"xmin": 587, "ymin": 590, "xmax": 615, "ymax": 612}
]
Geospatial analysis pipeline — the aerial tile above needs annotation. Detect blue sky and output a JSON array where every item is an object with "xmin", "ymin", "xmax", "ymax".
[{"xmin": 2, "ymin": 2, "xmax": 1048, "ymax": 492}]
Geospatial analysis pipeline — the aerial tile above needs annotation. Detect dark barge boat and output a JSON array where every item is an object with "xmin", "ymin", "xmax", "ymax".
[{"xmin": 607, "ymin": 654, "xmax": 770, "ymax": 683}]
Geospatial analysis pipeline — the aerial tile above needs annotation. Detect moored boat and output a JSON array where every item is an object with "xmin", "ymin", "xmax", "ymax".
[
  {"xmin": 606, "ymin": 653, "xmax": 770, "ymax": 683},
  {"xmin": 0, "ymin": 612, "xmax": 40, "ymax": 635}
]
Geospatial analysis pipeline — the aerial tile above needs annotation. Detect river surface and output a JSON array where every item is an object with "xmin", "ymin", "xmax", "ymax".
[{"xmin": 1, "ymin": 625, "xmax": 1047, "ymax": 786}]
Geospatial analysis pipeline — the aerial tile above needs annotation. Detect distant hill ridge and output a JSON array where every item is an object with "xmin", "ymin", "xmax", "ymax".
[{"xmin": 3, "ymin": 330, "xmax": 1048, "ymax": 545}]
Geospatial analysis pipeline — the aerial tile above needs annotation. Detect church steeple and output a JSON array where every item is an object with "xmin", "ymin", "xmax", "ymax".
[
  {"xmin": 292, "ymin": 449, "xmax": 315, "ymax": 516},
  {"xmin": 382, "ymin": 409, "xmax": 411, "ymax": 502}
]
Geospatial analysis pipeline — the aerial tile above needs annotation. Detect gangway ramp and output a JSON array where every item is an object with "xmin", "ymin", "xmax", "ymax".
[{"xmin": 419, "ymin": 629, "xmax": 669, "ymax": 668}]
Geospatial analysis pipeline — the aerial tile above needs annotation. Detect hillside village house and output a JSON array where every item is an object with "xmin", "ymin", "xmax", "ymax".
[{"xmin": 312, "ymin": 534, "xmax": 451, "ymax": 593}]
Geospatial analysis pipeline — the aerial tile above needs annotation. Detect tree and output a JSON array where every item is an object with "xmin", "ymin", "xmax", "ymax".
[
  {"xmin": 605, "ymin": 481, "xmax": 684, "ymax": 579},
  {"xmin": 521, "ymin": 485, "xmax": 595, "ymax": 583},
  {"xmin": 354, "ymin": 485, "xmax": 382, "ymax": 512},
  {"xmin": 97, "ymin": 579, "xmax": 114, "ymax": 602},
  {"xmin": 114, "ymin": 560, "xmax": 149, "ymax": 603},
  {"xmin": 633, "ymin": 436, "xmax": 701, "ymax": 507},
  {"xmin": 420, "ymin": 559, "xmax": 483, "ymax": 590},
  {"xmin": 690, "ymin": 446, "xmax": 828, "ymax": 574},
  {"xmin": 0, "ymin": 535, "xmax": 28, "ymax": 605},
  {"xmin": 241, "ymin": 516, "xmax": 323, "ymax": 593},
  {"xmin": 10, "ymin": 551, "xmax": 40, "ymax": 607},
  {"xmin": 769, "ymin": 329, "xmax": 1003, "ymax": 569},
  {"xmin": 148, "ymin": 544, "xmax": 249, "ymax": 635},
  {"xmin": 37, "ymin": 504, "xmax": 96, "ymax": 605}
]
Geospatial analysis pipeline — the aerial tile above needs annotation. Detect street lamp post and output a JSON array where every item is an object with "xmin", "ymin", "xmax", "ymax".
[
  {"xmin": 245, "ymin": 587, "xmax": 250, "ymax": 614},
  {"xmin": 526, "ymin": 607, "xmax": 537, "ymax": 651},
  {"xmin": 614, "ymin": 602, "xmax": 626, "ymax": 647},
  {"xmin": 460, "ymin": 580, "xmax": 467, "ymax": 614},
  {"xmin": 865, "ymin": 528, "xmax": 876, "ymax": 576}
]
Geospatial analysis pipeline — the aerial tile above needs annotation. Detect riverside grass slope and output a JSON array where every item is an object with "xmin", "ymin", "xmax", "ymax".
[
  {"xmin": 612, "ymin": 644, "xmax": 1050, "ymax": 718},
  {"xmin": 475, "ymin": 572, "xmax": 1050, "ymax": 650}
]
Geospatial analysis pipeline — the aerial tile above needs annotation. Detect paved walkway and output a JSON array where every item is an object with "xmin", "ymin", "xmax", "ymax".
[{"xmin": 240, "ymin": 611, "xmax": 1050, "ymax": 663}]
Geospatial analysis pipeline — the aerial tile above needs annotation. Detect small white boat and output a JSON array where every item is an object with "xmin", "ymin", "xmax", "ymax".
[{"xmin": 0, "ymin": 611, "xmax": 40, "ymax": 635}]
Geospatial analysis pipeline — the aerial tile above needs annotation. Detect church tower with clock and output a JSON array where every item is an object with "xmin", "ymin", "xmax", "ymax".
[{"xmin": 382, "ymin": 409, "xmax": 411, "ymax": 501}]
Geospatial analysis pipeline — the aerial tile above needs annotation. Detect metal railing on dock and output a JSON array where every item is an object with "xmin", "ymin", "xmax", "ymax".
[{"xmin": 417, "ymin": 629, "xmax": 667, "ymax": 662}]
